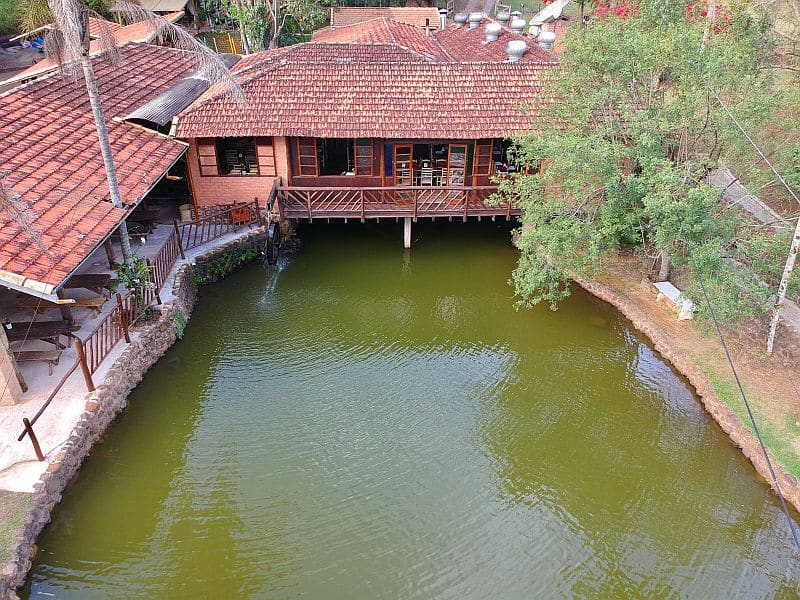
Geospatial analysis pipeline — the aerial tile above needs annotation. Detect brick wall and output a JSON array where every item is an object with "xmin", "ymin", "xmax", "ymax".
[
  {"xmin": 185, "ymin": 136, "xmax": 290, "ymax": 209},
  {"xmin": 0, "ymin": 328, "xmax": 23, "ymax": 406}
]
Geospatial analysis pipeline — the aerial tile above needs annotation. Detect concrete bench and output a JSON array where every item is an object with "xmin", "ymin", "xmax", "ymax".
[
  {"xmin": 13, "ymin": 349, "xmax": 63, "ymax": 376},
  {"xmin": 653, "ymin": 281, "xmax": 696, "ymax": 320}
]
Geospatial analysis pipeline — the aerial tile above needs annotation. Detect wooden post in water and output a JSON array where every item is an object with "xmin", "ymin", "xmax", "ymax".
[
  {"xmin": 74, "ymin": 338, "xmax": 95, "ymax": 392},
  {"xmin": 22, "ymin": 418, "xmax": 44, "ymax": 461}
]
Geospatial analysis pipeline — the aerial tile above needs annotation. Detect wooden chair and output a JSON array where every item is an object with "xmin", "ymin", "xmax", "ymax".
[{"xmin": 420, "ymin": 168, "xmax": 434, "ymax": 186}]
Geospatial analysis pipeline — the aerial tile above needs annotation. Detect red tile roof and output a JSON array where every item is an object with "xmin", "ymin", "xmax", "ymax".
[
  {"xmin": 312, "ymin": 16, "xmax": 558, "ymax": 64},
  {"xmin": 0, "ymin": 43, "xmax": 195, "ymax": 296},
  {"xmin": 331, "ymin": 7, "xmax": 441, "ymax": 29},
  {"xmin": 435, "ymin": 20, "xmax": 558, "ymax": 63},
  {"xmin": 2, "ymin": 12, "xmax": 185, "ymax": 86},
  {"xmin": 176, "ymin": 44, "xmax": 555, "ymax": 139}
]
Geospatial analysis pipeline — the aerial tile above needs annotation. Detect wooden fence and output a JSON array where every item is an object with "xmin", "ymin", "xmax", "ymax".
[{"xmin": 178, "ymin": 200, "xmax": 262, "ymax": 251}]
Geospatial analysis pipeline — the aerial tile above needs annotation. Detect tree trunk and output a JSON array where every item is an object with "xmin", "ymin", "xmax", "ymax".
[
  {"xmin": 658, "ymin": 250, "xmax": 670, "ymax": 281},
  {"xmin": 767, "ymin": 218, "xmax": 800, "ymax": 354},
  {"xmin": 79, "ymin": 53, "xmax": 134, "ymax": 266}
]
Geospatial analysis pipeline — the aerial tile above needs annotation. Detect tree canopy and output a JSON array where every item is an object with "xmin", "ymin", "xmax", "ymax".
[{"xmin": 500, "ymin": 0, "xmax": 799, "ymax": 326}]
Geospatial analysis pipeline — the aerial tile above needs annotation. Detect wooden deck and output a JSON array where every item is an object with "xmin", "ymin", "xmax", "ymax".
[{"xmin": 277, "ymin": 185, "xmax": 520, "ymax": 220}]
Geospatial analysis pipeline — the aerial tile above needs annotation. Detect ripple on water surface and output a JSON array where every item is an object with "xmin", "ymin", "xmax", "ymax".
[{"xmin": 24, "ymin": 222, "xmax": 800, "ymax": 599}]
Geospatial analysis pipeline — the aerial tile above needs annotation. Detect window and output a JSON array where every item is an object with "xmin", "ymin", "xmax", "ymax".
[
  {"xmin": 297, "ymin": 138, "xmax": 318, "ymax": 176},
  {"xmin": 354, "ymin": 139, "xmax": 373, "ymax": 176},
  {"xmin": 295, "ymin": 138, "xmax": 374, "ymax": 177},
  {"xmin": 197, "ymin": 139, "xmax": 218, "ymax": 176},
  {"xmin": 215, "ymin": 137, "xmax": 259, "ymax": 176},
  {"xmin": 256, "ymin": 137, "xmax": 277, "ymax": 177},
  {"xmin": 474, "ymin": 141, "xmax": 493, "ymax": 176},
  {"xmin": 317, "ymin": 138, "xmax": 353, "ymax": 176}
]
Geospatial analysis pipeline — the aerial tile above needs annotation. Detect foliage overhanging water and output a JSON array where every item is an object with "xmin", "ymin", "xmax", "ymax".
[{"xmin": 25, "ymin": 222, "xmax": 800, "ymax": 598}]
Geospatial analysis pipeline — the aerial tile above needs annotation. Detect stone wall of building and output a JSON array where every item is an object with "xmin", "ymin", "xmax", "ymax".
[{"xmin": 0, "ymin": 229, "xmax": 267, "ymax": 597}]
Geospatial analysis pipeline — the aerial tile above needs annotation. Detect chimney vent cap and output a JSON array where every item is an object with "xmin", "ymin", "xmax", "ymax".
[
  {"xmin": 506, "ymin": 39, "xmax": 527, "ymax": 62},
  {"xmin": 537, "ymin": 30, "xmax": 556, "ymax": 48},
  {"xmin": 468, "ymin": 12, "xmax": 484, "ymax": 28},
  {"xmin": 484, "ymin": 22, "xmax": 502, "ymax": 42},
  {"xmin": 510, "ymin": 17, "xmax": 527, "ymax": 32},
  {"xmin": 453, "ymin": 12, "xmax": 468, "ymax": 26}
]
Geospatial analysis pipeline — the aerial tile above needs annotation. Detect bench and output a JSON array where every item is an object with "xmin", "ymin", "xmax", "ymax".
[
  {"xmin": 13, "ymin": 349, "xmax": 63, "ymax": 375},
  {"xmin": 18, "ymin": 295, "xmax": 107, "ymax": 316},
  {"xmin": 653, "ymin": 281, "xmax": 696, "ymax": 320}
]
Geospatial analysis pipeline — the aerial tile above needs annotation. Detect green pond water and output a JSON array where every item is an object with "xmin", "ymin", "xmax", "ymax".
[{"xmin": 24, "ymin": 222, "xmax": 800, "ymax": 598}]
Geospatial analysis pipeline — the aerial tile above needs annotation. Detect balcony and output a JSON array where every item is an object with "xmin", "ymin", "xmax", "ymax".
[{"xmin": 277, "ymin": 185, "xmax": 519, "ymax": 221}]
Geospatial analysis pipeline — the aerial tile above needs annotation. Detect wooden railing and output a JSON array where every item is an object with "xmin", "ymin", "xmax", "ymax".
[
  {"xmin": 277, "ymin": 185, "xmax": 518, "ymax": 220},
  {"xmin": 17, "ymin": 203, "xmax": 268, "ymax": 452},
  {"xmin": 178, "ymin": 200, "xmax": 262, "ymax": 250}
]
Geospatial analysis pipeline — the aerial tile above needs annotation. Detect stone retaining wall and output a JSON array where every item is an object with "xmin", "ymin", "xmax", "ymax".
[
  {"xmin": 573, "ymin": 275, "xmax": 800, "ymax": 515},
  {"xmin": 0, "ymin": 230, "xmax": 266, "ymax": 598}
]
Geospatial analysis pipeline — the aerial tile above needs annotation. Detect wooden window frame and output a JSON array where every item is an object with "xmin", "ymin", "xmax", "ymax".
[
  {"xmin": 256, "ymin": 137, "xmax": 277, "ymax": 177},
  {"xmin": 354, "ymin": 138, "xmax": 373, "ymax": 176},
  {"xmin": 297, "ymin": 137, "xmax": 318, "ymax": 176},
  {"xmin": 197, "ymin": 138, "xmax": 218, "ymax": 177},
  {"xmin": 473, "ymin": 141, "xmax": 493, "ymax": 177},
  {"xmin": 215, "ymin": 137, "xmax": 260, "ymax": 177}
]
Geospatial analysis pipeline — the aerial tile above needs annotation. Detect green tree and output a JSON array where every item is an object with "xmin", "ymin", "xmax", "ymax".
[
  {"xmin": 499, "ymin": 0, "xmax": 787, "ymax": 326},
  {"xmin": 215, "ymin": 0, "xmax": 324, "ymax": 51}
]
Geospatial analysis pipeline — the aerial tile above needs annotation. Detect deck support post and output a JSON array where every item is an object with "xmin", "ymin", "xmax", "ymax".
[
  {"xmin": 74, "ymin": 338, "xmax": 95, "ymax": 392},
  {"xmin": 403, "ymin": 217, "xmax": 412, "ymax": 249}
]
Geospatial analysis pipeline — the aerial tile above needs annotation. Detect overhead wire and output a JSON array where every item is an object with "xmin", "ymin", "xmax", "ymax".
[{"xmin": 686, "ymin": 243, "xmax": 800, "ymax": 553}]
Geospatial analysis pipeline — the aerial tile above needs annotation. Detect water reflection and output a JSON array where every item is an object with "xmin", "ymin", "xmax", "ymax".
[{"xmin": 25, "ymin": 222, "xmax": 800, "ymax": 599}]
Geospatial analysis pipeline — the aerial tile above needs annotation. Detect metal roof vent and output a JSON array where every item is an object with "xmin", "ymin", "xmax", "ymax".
[
  {"xmin": 510, "ymin": 17, "xmax": 527, "ymax": 33},
  {"xmin": 506, "ymin": 39, "xmax": 527, "ymax": 62},
  {"xmin": 528, "ymin": 17, "xmax": 543, "ymax": 37},
  {"xmin": 538, "ymin": 30, "xmax": 556, "ymax": 49},
  {"xmin": 496, "ymin": 11, "xmax": 511, "ymax": 25},
  {"xmin": 468, "ymin": 12, "xmax": 484, "ymax": 29},
  {"xmin": 438, "ymin": 8, "xmax": 448, "ymax": 29},
  {"xmin": 484, "ymin": 22, "xmax": 502, "ymax": 42},
  {"xmin": 453, "ymin": 12, "xmax": 468, "ymax": 27}
]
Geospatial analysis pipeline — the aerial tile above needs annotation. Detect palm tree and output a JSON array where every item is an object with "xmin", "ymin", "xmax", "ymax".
[{"xmin": 43, "ymin": 0, "xmax": 242, "ymax": 265}]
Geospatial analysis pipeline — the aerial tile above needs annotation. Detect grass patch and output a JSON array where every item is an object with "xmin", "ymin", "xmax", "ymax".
[
  {"xmin": 0, "ymin": 490, "xmax": 32, "ymax": 566},
  {"xmin": 0, "ymin": 0, "xmax": 18, "ymax": 35},
  {"xmin": 700, "ymin": 359, "xmax": 800, "ymax": 479}
]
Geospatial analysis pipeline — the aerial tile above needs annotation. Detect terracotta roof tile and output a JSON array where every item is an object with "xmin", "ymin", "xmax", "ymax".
[
  {"xmin": 435, "ymin": 19, "xmax": 558, "ymax": 63},
  {"xmin": 177, "ymin": 49, "xmax": 555, "ymax": 139},
  {"xmin": 331, "ymin": 7, "xmax": 441, "ymax": 29},
  {"xmin": 0, "ymin": 43, "xmax": 195, "ymax": 293},
  {"xmin": 2, "ymin": 12, "xmax": 185, "ymax": 86}
]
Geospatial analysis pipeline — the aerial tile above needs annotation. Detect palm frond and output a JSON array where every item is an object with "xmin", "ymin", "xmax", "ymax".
[
  {"xmin": 114, "ymin": 0, "xmax": 245, "ymax": 103},
  {"xmin": 15, "ymin": 0, "xmax": 53, "ymax": 35},
  {"xmin": 0, "ymin": 171, "xmax": 52, "ymax": 262}
]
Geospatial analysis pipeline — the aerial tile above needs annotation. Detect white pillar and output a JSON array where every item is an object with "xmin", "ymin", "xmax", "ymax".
[{"xmin": 403, "ymin": 217, "xmax": 412, "ymax": 249}]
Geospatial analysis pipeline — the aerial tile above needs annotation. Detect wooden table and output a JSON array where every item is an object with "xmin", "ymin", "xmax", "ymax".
[
  {"xmin": 64, "ymin": 273, "xmax": 116, "ymax": 295},
  {"xmin": 4, "ymin": 320, "xmax": 78, "ymax": 348}
]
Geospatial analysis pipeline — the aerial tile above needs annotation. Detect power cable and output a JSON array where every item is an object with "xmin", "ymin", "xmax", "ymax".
[{"xmin": 686, "ymin": 243, "xmax": 800, "ymax": 553}]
